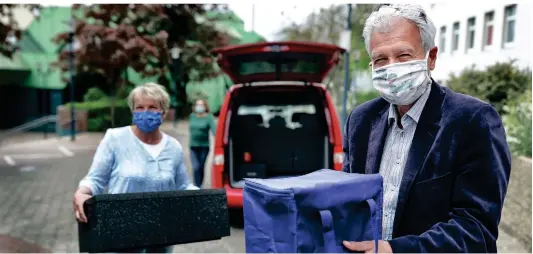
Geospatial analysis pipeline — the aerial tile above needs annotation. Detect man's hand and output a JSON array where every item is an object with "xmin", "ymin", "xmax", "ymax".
[{"xmin": 343, "ymin": 240, "xmax": 393, "ymax": 253}]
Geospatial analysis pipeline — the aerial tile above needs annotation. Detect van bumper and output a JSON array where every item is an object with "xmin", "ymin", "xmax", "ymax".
[{"xmin": 224, "ymin": 184, "xmax": 243, "ymax": 208}]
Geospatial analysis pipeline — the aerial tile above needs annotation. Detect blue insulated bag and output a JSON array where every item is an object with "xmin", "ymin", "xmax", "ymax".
[{"xmin": 243, "ymin": 169, "xmax": 383, "ymax": 253}]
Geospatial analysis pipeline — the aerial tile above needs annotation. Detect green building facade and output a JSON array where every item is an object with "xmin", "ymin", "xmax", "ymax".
[{"xmin": 0, "ymin": 6, "xmax": 264, "ymax": 130}]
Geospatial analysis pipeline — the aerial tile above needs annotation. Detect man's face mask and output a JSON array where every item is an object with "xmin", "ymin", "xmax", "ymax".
[{"xmin": 371, "ymin": 53, "xmax": 432, "ymax": 106}]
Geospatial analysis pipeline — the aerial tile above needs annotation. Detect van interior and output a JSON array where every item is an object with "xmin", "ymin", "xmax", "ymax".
[{"xmin": 226, "ymin": 85, "xmax": 333, "ymax": 188}]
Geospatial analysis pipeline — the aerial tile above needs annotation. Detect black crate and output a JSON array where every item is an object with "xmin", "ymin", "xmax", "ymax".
[{"xmin": 78, "ymin": 189, "xmax": 230, "ymax": 253}]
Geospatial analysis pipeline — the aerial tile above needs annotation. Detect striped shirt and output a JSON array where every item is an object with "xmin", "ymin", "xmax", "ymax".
[{"xmin": 379, "ymin": 85, "xmax": 432, "ymax": 240}]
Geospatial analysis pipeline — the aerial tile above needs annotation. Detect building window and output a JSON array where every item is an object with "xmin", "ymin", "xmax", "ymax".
[
  {"xmin": 466, "ymin": 17, "xmax": 476, "ymax": 51},
  {"xmin": 439, "ymin": 26, "xmax": 446, "ymax": 53},
  {"xmin": 502, "ymin": 4, "xmax": 517, "ymax": 46},
  {"xmin": 483, "ymin": 11, "xmax": 495, "ymax": 48},
  {"xmin": 452, "ymin": 22, "xmax": 460, "ymax": 52}
]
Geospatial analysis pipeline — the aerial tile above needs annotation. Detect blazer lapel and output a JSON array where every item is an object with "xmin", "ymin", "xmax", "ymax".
[
  {"xmin": 365, "ymin": 107, "xmax": 390, "ymax": 174},
  {"xmin": 392, "ymin": 81, "xmax": 445, "ymax": 236}
]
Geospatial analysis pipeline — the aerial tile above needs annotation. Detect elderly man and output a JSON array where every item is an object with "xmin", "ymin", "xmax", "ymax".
[{"xmin": 341, "ymin": 4, "xmax": 511, "ymax": 253}]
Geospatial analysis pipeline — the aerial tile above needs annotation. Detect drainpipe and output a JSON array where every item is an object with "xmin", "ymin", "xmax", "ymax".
[
  {"xmin": 36, "ymin": 63, "xmax": 52, "ymax": 139},
  {"xmin": 341, "ymin": 4, "xmax": 352, "ymax": 130},
  {"xmin": 171, "ymin": 45, "xmax": 182, "ymax": 128},
  {"xmin": 68, "ymin": 14, "xmax": 76, "ymax": 141}
]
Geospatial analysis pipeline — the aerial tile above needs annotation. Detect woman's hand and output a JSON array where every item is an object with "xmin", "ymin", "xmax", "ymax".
[{"xmin": 73, "ymin": 187, "xmax": 92, "ymax": 223}]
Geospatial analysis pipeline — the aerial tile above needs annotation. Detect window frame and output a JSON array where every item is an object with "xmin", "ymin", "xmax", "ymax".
[
  {"xmin": 439, "ymin": 25, "xmax": 447, "ymax": 53},
  {"xmin": 502, "ymin": 4, "xmax": 517, "ymax": 48},
  {"xmin": 483, "ymin": 10, "xmax": 495, "ymax": 51},
  {"xmin": 465, "ymin": 17, "xmax": 476, "ymax": 52},
  {"xmin": 452, "ymin": 21, "xmax": 460, "ymax": 53}
]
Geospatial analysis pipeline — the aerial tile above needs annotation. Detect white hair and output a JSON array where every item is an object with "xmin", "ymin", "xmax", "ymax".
[
  {"xmin": 362, "ymin": 4, "xmax": 436, "ymax": 55},
  {"xmin": 127, "ymin": 82, "xmax": 170, "ymax": 114}
]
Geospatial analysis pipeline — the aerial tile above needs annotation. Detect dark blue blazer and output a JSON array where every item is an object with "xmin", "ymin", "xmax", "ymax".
[{"xmin": 342, "ymin": 81, "xmax": 511, "ymax": 253}]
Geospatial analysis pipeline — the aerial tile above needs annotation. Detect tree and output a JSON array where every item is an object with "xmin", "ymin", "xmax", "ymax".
[
  {"xmin": 277, "ymin": 5, "xmax": 345, "ymax": 45},
  {"xmin": 277, "ymin": 4, "xmax": 379, "ymax": 68},
  {"xmin": 0, "ymin": 4, "xmax": 40, "ymax": 57},
  {"xmin": 276, "ymin": 4, "xmax": 380, "ymax": 107},
  {"xmin": 53, "ymin": 4, "xmax": 233, "ymax": 125}
]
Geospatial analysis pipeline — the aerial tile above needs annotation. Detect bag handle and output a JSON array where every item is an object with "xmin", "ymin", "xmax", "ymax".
[
  {"xmin": 319, "ymin": 198, "xmax": 380, "ymax": 253},
  {"xmin": 365, "ymin": 198, "xmax": 380, "ymax": 254},
  {"xmin": 319, "ymin": 209, "xmax": 338, "ymax": 253}
]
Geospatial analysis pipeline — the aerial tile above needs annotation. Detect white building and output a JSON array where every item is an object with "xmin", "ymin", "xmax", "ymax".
[
  {"xmin": 424, "ymin": 3, "xmax": 532, "ymax": 84},
  {"xmin": 0, "ymin": 6, "xmax": 35, "ymax": 30}
]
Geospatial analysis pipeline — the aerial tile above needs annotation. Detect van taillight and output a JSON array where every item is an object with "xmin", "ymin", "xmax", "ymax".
[
  {"xmin": 244, "ymin": 152, "xmax": 252, "ymax": 162},
  {"xmin": 334, "ymin": 152, "xmax": 344, "ymax": 164},
  {"xmin": 214, "ymin": 154, "xmax": 225, "ymax": 166}
]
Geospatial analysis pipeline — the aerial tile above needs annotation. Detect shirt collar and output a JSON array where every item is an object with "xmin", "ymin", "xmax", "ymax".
[{"xmin": 388, "ymin": 84, "xmax": 432, "ymax": 126}]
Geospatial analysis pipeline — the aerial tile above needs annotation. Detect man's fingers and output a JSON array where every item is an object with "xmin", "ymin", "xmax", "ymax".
[{"xmin": 343, "ymin": 240, "xmax": 374, "ymax": 251}]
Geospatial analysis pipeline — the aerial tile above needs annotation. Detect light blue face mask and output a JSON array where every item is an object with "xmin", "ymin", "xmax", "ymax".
[
  {"xmin": 132, "ymin": 111, "xmax": 162, "ymax": 133},
  {"xmin": 194, "ymin": 105, "xmax": 206, "ymax": 114}
]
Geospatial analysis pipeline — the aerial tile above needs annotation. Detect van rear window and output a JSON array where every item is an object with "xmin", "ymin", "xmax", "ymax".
[
  {"xmin": 237, "ymin": 104, "xmax": 316, "ymax": 130},
  {"xmin": 227, "ymin": 52, "xmax": 327, "ymax": 76}
]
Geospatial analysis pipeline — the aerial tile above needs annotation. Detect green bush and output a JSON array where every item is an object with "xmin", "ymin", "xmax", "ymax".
[
  {"xmin": 65, "ymin": 99, "xmax": 132, "ymax": 132},
  {"xmin": 188, "ymin": 90, "xmax": 209, "ymax": 104},
  {"xmin": 356, "ymin": 90, "xmax": 381, "ymax": 106},
  {"xmin": 502, "ymin": 86, "xmax": 532, "ymax": 157},
  {"xmin": 447, "ymin": 60, "xmax": 532, "ymax": 115},
  {"xmin": 116, "ymin": 85, "xmax": 134, "ymax": 100},
  {"xmin": 349, "ymin": 89, "xmax": 381, "ymax": 108},
  {"xmin": 83, "ymin": 87, "xmax": 107, "ymax": 102},
  {"xmin": 448, "ymin": 60, "xmax": 532, "ymax": 157}
]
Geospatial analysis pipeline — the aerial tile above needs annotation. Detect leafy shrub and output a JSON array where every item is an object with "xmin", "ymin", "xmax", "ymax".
[
  {"xmin": 502, "ymin": 86, "xmax": 532, "ymax": 157},
  {"xmin": 447, "ymin": 60, "xmax": 532, "ymax": 115},
  {"xmin": 83, "ymin": 87, "xmax": 107, "ymax": 102},
  {"xmin": 116, "ymin": 85, "xmax": 134, "ymax": 100},
  {"xmin": 64, "ymin": 99, "xmax": 131, "ymax": 132},
  {"xmin": 188, "ymin": 90, "xmax": 209, "ymax": 104},
  {"xmin": 356, "ymin": 90, "xmax": 381, "ymax": 106},
  {"xmin": 447, "ymin": 60, "xmax": 532, "ymax": 157},
  {"xmin": 348, "ymin": 89, "xmax": 381, "ymax": 108}
]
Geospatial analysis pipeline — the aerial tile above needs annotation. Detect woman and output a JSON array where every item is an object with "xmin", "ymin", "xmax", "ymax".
[
  {"xmin": 73, "ymin": 82, "xmax": 197, "ymax": 253},
  {"xmin": 188, "ymin": 99, "xmax": 216, "ymax": 188}
]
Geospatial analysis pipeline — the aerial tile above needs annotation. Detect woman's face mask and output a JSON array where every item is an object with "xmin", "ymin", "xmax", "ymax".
[
  {"xmin": 194, "ymin": 105, "xmax": 206, "ymax": 114},
  {"xmin": 371, "ymin": 53, "xmax": 432, "ymax": 106},
  {"xmin": 132, "ymin": 111, "xmax": 162, "ymax": 133}
]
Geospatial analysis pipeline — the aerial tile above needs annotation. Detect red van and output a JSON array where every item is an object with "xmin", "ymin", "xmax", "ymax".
[{"xmin": 210, "ymin": 42, "xmax": 345, "ymax": 214}]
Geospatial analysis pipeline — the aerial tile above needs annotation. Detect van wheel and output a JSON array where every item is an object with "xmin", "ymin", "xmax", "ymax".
[{"xmin": 228, "ymin": 208, "xmax": 244, "ymax": 228}]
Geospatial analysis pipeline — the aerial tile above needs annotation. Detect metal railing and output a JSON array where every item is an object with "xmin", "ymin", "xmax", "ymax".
[{"xmin": 0, "ymin": 115, "xmax": 58, "ymax": 147}]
